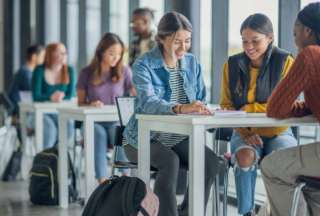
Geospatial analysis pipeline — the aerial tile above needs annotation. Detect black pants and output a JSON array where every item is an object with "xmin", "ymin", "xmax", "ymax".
[{"xmin": 124, "ymin": 139, "xmax": 223, "ymax": 216}]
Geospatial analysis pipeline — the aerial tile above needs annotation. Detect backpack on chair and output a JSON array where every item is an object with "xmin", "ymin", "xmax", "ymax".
[{"xmin": 82, "ymin": 176, "xmax": 159, "ymax": 216}]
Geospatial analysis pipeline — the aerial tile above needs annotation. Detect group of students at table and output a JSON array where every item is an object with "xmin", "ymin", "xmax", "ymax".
[{"xmin": 9, "ymin": 3, "xmax": 320, "ymax": 216}]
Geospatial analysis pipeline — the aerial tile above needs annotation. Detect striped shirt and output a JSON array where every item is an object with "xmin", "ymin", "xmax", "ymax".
[{"xmin": 154, "ymin": 65, "xmax": 189, "ymax": 147}]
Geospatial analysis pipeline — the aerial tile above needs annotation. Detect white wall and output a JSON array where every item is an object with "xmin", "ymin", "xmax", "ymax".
[{"xmin": 0, "ymin": 0, "xmax": 4, "ymax": 91}]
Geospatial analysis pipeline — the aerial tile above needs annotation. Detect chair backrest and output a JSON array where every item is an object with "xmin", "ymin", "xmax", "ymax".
[
  {"xmin": 0, "ymin": 92, "xmax": 14, "ymax": 127},
  {"xmin": 0, "ymin": 92, "xmax": 14, "ymax": 116},
  {"xmin": 215, "ymin": 128, "xmax": 233, "ymax": 142},
  {"xmin": 115, "ymin": 96, "xmax": 135, "ymax": 126}
]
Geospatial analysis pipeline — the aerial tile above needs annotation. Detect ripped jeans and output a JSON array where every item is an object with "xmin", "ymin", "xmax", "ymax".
[{"xmin": 230, "ymin": 128, "xmax": 297, "ymax": 214}]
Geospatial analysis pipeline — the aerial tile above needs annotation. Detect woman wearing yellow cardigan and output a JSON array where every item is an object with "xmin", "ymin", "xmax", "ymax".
[{"xmin": 219, "ymin": 13, "xmax": 297, "ymax": 216}]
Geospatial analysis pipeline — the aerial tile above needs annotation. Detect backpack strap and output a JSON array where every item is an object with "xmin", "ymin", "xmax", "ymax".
[
  {"xmin": 138, "ymin": 206, "xmax": 149, "ymax": 216},
  {"xmin": 122, "ymin": 176, "xmax": 146, "ymax": 216},
  {"xmin": 82, "ymin": 178, "xmax": 116, "ymax": 216}
]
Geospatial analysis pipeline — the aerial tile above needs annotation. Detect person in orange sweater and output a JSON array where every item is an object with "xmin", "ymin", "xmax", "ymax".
[
  {"xmin": 261, "ymin": 3, "xmax": 320, "ymax": 216},
  {"xmin": 220, "ymin": 13, "xmax": 298, "ymax": 215}
]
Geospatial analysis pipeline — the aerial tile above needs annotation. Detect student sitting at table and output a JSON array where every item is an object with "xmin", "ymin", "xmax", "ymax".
[
  {"xmin": 219, "ymin": 13, "xmax": 297, "ymax": 216},
  {"xmin": 9, "ymin": 44, "xmax": 45, "ymax": 115},
  {"xmin": 129, "ymin": 7, "xmax": 156, "ymax": 66},
  {"xmin": 32, "ymin": 42, "xmax": 76, "ymax": 149},
  {"xmin": 124, "ymin": 12, "xmax": 225, "ymax": 216},
  {"xmin": 77, "ymin": 32, "xmax": 135, "ymax": 184},
  {"xmin": 261, "ymin": 3, "xmax": 320, "ymax": 215},
  {"xmin": 8, "ymin": 44, "xmax": 45, "ymax": 141}
]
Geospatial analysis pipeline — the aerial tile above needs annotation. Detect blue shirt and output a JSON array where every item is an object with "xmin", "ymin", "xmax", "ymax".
[
  {"xmin": 124, "ymin": 46, "xmax": 207, "ymax": 148},
  {"xmin": 8, "ymin": 64, "xmax": 33, "ymax": 114}
]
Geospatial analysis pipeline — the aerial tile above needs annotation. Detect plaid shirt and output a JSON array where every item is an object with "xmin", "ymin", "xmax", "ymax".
[{"xmin": 129, "ymin": 32, "xmax": 156, "ymax": 66}]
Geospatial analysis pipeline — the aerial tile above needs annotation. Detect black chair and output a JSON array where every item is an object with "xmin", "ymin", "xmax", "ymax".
[
  {"xmin": 210, "ymin": 128, "xmax": 233, "ymax": 216},
  {"xmin": 112, "ymin": 97, "xmax": 187, "ymax": 195},
  {"xmin": 290, "ymin": 176, "xmax": 320, "ymax": 216},
  {"xmin": 212, "ymin": 126, "xmax": 300, "ymax": 216},
  {"xmin": 111, "ymin": 96, "xmax": 139, "ymax": 173},
  {"xmin": 0, "ymin": 92, "xmax": 15, "ymax": 117}
]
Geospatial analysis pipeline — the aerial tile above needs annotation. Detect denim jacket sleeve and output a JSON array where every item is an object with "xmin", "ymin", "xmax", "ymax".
[
  {"xmin": 132, "ymin": 60, "xmax": 177, "ymax": 115},
  {"xmin": 195, "ymin": 62, "xmax": 206, "ymax": 103}
]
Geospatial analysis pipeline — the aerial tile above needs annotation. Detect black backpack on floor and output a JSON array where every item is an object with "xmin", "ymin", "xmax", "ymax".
[
  {"xmin": 82, "ymin": 176, "xmax": 152, "ymax": 216},
  {"xmin": 29, "ymin": 146, "xmax": 78, "ymax": 205}
]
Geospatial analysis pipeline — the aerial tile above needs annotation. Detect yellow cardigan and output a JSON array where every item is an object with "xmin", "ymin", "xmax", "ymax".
[{"xmin": 220, "ymin": 56, "xmax": 294, "ymax": 139}]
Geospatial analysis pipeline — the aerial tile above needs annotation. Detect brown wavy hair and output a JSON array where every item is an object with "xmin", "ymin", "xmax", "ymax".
[
  {"xmin": 89, "ymin": 32, "xmax": 124, "ymax": 83},
  {"xmin": 44, "ymin": 43, "xmax": 69, "ymax": 84}
]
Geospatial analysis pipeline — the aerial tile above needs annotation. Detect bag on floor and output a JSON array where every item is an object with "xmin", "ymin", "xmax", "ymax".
[
  {"xmin": 1, "ymin": 126, "xmax": 20, "ymax": 181},
  {"xmin": 29, "ymin": 146, "xmax": 78, "ymax": 205},
  {"xmin": 1, "ymin": 147, "xmax": 22, "ymax": 181},
  {"xmin": 82, "ymin": 176, "xmax": 159, "ymax": 216}
]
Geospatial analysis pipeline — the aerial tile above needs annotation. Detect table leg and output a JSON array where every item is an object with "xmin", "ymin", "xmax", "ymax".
[
  {"xmin": 35, "ymin": 110, "xmax": 43, "ymax": 152},
  {"xmin": 19, "ymin": 109, "xmax": 27, "ymax": 153},
  {"xmin": 190, "ymin": 125, "xmax": 205, "ymax": 216},
  {"xmin": 58, "ymin": 114, "xmax": 68, "ymax": 208},
  {"xmin": 83, "ymin": 118, "xmax": 96, "ymax": 201},
  {"xmin": 138, "ymin": 120, "xmax": 150, "ymax": 184}
]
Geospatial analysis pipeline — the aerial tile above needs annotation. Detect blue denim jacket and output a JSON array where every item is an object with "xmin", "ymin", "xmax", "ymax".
[{"xmin": 124, "ymin": 46, "xmax": 207, "ymax": 148}]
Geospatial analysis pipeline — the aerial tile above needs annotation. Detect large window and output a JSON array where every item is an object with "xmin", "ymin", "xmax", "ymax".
[
  {"xmin": 200, "ymin": 0, "xmax": 212, "ymax": 100},
  {"xmin": 228, "ymin": 0, "xmax": 279, "ymax": 56},
  {"xmin": 66, "ymin": 0, "xmax": 79, "ymax": 68},
  {"xmin": 86, "ymin": 0, "xmax": 101, "ymax": 63},
  {"xmin": 139, "ymin": 0, "xmax": 164, "ymax": 26},
  {"xmin": 301, "ymin": 0, "xmax": 320, "ymax": 8},
  {"xmin": 110, "ymin": 0, "xmax": 129, "ymax": 47}
]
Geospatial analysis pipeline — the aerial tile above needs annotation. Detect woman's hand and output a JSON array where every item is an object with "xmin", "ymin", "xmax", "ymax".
[
  {"xmin": 180, "ymin": 101, "xmax": 212, "ymax": 115},
  {"xmin": 90, "ymin": 100, "xmax": 104, "ymax": 107},
  {"xmin": 291, "ymin": 101, "xmax": 309, "ymax": 117},
  {"xmin": 50, "ymin": 91, "xmax": 65, "ymax": 102},
  {"xmin": 244, "ymin": 134, "xmax": 263, "ymax": 146}
]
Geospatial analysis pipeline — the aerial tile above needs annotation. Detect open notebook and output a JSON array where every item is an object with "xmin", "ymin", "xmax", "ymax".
[
  {"xmin": 179, "ymin": 110, "xmax": 247, "ymax": 117},
  {"xmin": 213, "ymin": 110, "xmax": 247, "ymax": 117}
]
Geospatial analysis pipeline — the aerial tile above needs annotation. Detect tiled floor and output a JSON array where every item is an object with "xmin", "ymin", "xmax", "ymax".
[
  {"xmin": 0, "ymin": 180, "xmax": 240, "ymax": 216},
  {"xmin": 0, "ymin": 181, "xmax": 83, "ymax": 216}
]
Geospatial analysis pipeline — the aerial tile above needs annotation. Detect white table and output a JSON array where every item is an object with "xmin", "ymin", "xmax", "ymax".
[
  {"xmin": 19, "ymin": 101, "xmax": 76, "ymax": 153},
  {"xmin": 137, "ymin": 113, "xmax": 319, "ymax": 216},
  {"xmin": 58, "ymin": 105, "xmax": 119, "ymax": 208}
]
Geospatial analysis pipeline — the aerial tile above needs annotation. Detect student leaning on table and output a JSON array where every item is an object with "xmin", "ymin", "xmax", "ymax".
[
  {"xmin": 261, "ymin": 3, "xmax": 320, "ymax": 216},
  {"xmin": 123, "ymin": 11, "xmax": 225, "ymax": 216},
  {"xmin": 77, "ymin": 32, "xmax": 135, "ymax": 184},
  {"xmin": 32, "ymin": 42, "xmax": 76, "ymax": 149},
  {"xmin": 219, "ymin": 13, "xmax": 297, "ymax": 216}
]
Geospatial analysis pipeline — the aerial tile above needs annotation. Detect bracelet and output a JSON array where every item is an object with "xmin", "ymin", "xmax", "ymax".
[{"xmin": 173, "ymin": 104, "xmax": 181, "ymax": 114}]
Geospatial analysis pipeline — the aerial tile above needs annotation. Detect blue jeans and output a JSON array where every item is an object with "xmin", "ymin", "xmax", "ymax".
[
  {"xmin": 230, "ymin": 128, "xmax": 297, "ymax": 214},
  {"xmin": 43, "ymin": 113, "xmax": 74, "ymax": 149},
  {"xmin": 94, "ymin": 122, "xmax": 128, "ymax": 179}
]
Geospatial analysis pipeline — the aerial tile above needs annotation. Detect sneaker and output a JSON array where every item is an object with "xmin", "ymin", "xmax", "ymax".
[
  {"xmin": 243, "ymin": 210, "xmax": 255, "ymax": 216},
  {"xmin": 178, "ymin": 204, "xmax": 188, "ymax": 216}
]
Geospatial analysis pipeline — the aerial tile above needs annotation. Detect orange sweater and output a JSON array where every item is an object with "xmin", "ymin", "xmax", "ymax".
[{"xmin": 267, "ymin": 45, "xmax": 320, "ymax": 122}]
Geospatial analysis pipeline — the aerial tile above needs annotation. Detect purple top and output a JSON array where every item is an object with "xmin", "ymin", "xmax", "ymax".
[{"xmin": 77, "ymin": 65, "xmax": 133, "ymax": 105}]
